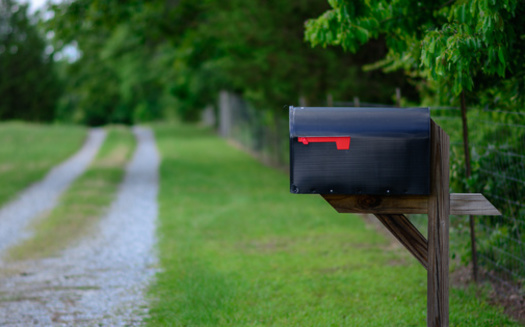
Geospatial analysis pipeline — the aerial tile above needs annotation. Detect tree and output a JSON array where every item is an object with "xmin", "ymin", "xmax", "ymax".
[
  {"xmin": 47, "ymin": 0, "xmax": 169, "ymax": 125},
  {"xmin": 0, "ymin": 0, "xmax": 61, "ymax": 121},
  {"xmin": 47, "ymin": 0, "xmax": 418, "ymax": 123},
  {"xmin": 167, "ymin": 0, "xmax": 417, "ymax": 120},
  {"xmin": 304, "ymin": 0, "xmax": 525, "ymax": 105}
]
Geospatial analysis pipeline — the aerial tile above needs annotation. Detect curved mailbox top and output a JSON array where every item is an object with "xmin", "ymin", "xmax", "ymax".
[
  {"xmin": 289, "ymin": 107, "xmax": 430, "ymax": 138},
  {"xmin": 289, "ymin": 107, "xmax": 431, "ymax": 195}
]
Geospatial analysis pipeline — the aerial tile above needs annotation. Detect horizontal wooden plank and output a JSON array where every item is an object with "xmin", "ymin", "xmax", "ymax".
[
  {"xmin": 321, "ymin": 193, "xmax": 501, "ymax": 216},
  {"xmin": 450, "ymin": 193, "xmax": 501, "ymax": 216},
  {"xmin": 321, "ymin": 194, "xmax": 428, "ymax": 214}
]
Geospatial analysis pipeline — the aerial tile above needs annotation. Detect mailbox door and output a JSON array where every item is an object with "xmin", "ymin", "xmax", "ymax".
[{"xmin": 289, "ymin": 107, "xmax": 430, "ymax": 195}]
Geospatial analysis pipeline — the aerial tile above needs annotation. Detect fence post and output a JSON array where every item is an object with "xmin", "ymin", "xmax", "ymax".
[
  {"xmin": 219, "ymin": 90, "xmax": 232, "ymax": 138},
  {"xmin": 299, "ymin": 95, "xmax": 307, "ymax": 107},
  {"xmin": 353, "ymin": 97, "xmax": 360, "ymax": 107},
  {"xmin": 327, "ymin": 93, "xmax": 333, "ymax": 107},
  {"xmin": 201, "ymin": 105, "xmax": 216, "ymax": 127}
]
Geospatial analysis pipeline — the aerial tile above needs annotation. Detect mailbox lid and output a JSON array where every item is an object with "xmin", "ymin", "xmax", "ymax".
[
  {"xmin": 290, "ymin": 107, "xmax": 430, "ymax": 138},
  {"xmin": 289, "ymin": 107, "xmax": 430, "ymax": 195}
]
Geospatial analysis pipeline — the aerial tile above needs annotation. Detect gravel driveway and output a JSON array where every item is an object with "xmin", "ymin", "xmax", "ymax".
[
  {"xmin": 0, "ymin": 128, "xmax": 106, "ymax": 255},
  {"xmin": 0, "ymin": 127, "xmax": 160, "ymax": 326}
]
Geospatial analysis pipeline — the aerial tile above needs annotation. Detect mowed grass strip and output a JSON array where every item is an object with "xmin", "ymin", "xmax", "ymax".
[
  {"xmin": 149, "ymin": 123, "xmax": 519, "ymax": 326},
  {"xmin": 7, "ymin": 126, "xmax": 135, "ymax": 261},
  {"xmin": 0, "ymin": 122, "xmax": 86, "ymax": 207}
]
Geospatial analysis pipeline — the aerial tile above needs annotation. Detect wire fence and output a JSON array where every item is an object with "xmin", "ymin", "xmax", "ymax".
[
  {"xmin": 218, "ymin": 91, "xmax": 289, "ymax": 169},
  {"xmin": 218, "ymin": 91, "xmax": 525, "ymax": 290},
  {"xmin": 429, "ymin": 107, "xmax": 525, "ymax": 289}
]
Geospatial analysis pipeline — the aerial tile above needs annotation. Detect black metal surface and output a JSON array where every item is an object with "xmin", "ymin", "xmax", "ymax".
[{"xmin": 289, "ymin": 107, "xmax": 430, "ymax": 195}]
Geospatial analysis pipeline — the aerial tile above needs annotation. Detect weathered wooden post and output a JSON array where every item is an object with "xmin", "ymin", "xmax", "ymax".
[{"xmin": 289, "ymin": 106, "xmax": 500, "ymax": 327}]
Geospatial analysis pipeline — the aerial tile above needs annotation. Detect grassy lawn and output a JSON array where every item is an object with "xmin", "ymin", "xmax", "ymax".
[
  {"xmin": 0, "ymin": 122, "xmax": 86, "ymax": 207},
  {"xmin": 7, "ymin": 126, "xmax": 135, "ymax": 260},
  {"xmin": 148, "ymin": 123, "xmax": 520, "ymax": 326}
]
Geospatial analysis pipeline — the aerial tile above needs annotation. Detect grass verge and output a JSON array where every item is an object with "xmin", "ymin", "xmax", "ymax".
[
  {"xmin": 148, "ymin": 123, "xmax": 520, "ymax": 326},
  {"xmin": 0, "ymin": 122, "xmax": 86, "ymax": 207},
  {"xmin": 7, "ymin": 126, "xmax": 135, "ymax": 261}
]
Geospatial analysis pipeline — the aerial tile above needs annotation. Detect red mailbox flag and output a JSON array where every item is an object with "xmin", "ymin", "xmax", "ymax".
[{"xmin": 298, "ymin": 137, "xmax": 351, "ymax": 150}]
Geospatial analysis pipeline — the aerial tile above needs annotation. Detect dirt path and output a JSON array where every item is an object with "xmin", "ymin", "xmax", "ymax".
[
  {"xmin": 0, "ymin": 127, "xmax": 160, "ymax": 326},
  {"xmin": 0, "ymin": 129, "xmax": 106, "ymax": 255}
]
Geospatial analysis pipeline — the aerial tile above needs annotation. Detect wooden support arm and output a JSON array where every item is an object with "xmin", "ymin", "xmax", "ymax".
[
  {"xmin": 374, "ymin": 214, "xmax": 428, "ymax": 270},
  {"xmin": 321, "ymin": 193, "xmax": 500, "ymax": 216}
]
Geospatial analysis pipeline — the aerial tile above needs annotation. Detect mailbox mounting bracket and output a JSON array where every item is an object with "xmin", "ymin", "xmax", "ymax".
[{"xmin": 320, "ymin": 120, "xmax": 500, "ymax": 327}]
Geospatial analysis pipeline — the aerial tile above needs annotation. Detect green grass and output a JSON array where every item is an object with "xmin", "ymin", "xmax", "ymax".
[
  {"xmin": 148, "ymin": 123, "xmax": 520, "ymax": 326},
  {"xmin": 0, "ymin": 122, "xmax": 86, "ymax": 206},
  {"xmin": 7, "ymin": 126, "xmax": 135, "ymax": 260}
]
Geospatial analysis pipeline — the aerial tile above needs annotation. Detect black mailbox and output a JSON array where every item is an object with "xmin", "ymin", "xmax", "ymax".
[{"xmin": 289, "ymin": 106, "xmax": 430, "ymax": 195}]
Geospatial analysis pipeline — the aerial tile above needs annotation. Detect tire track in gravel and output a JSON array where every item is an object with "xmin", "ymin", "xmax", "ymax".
[
  {"xmin": 0, "ymin": 127, "xmax": 160, "ymax": 326},
  {"xmin": 0, "ymin": 128, "xmax": 106, "ymax": 255}
]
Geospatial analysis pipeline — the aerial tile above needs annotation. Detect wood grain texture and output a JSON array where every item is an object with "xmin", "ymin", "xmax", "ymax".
[
  {"xmin": 374, "ymin": 214, "xmax": 428, "ymax": 270},
  {"xmin": 321, "ymin": 194, "xmax": 428, "ymax": 214},
  {"xmin": 321, "ymin": 193, "xmax": 500, "ymax": 216},
  {"xmin": 427, "ymin": 121, "xmax": 450, "ymax": 327},
  {"xmin": 450, "ymin": 193, "xmax": 500, "ymax": 215}
]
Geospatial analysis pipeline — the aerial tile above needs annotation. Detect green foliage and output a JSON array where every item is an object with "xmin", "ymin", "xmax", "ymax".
[
  {"xmin": 470, "ymin": 111, "xmax": 525, "ymax": 281},
  {"xmin": 432, "ymin": 107, "xmax": 525, "ymax": 281},
  {"xmin": 46, "ymin": 0, "xmax": 417, "ymax": 123},
  {"xmin": 170, "ymin": 0, "xmax": 416, "ymax": 114},
  {"xmin": 0, "ymin": 0, "xmax": 61, "ymax": 121},
  {"xmin": 47, "ymin": 1, "xmax": 168, "ymax": 125},
  {"xmin": 305, "ymin": 0, "xmax": 525, "ymax": 103}
]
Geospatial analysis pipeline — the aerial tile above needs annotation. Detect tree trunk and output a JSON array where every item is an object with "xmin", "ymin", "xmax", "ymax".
[{"xmin": 460, "ymin": 91, "xmax": 478, "ymax": 283}]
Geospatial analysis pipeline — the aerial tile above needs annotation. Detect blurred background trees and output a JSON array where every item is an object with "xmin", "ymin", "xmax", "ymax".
[
  {"xmin": 305, "ymin": 0, "xmax": 525, "ymax": 108},
  {"xmin": 1, "ymin": 0, "xmax": 522, "ymax": 123},
  {"xmin": 2, "ymin": 0, "xmax": 417, "ymax": 125},
  {"xmin": 0, "ymin": 0, "xmax": 60, "ymax": 121}
]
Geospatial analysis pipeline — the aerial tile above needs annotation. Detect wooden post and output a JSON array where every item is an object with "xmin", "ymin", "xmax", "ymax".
[
  {"xmin": 219, "ymin": 90, "xmax": 232, "ymax": 138},
  {"xmin": 428, "ymin": 121, "xmax": 450, "ymax": 327},
  {"xmin": 327, "ymin": 93, "xmax": 333, "ymax": 107},
  {"xmin": 353, "ymin": 96, "xmax": 360, "ymax": 107},
  {"xmin": 299, "ymin": 95, "xmax": 307, "ymax": 107},
  {"xmin": 396, "ymin": 88, "xmax": 402, "ymax": 107}
]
